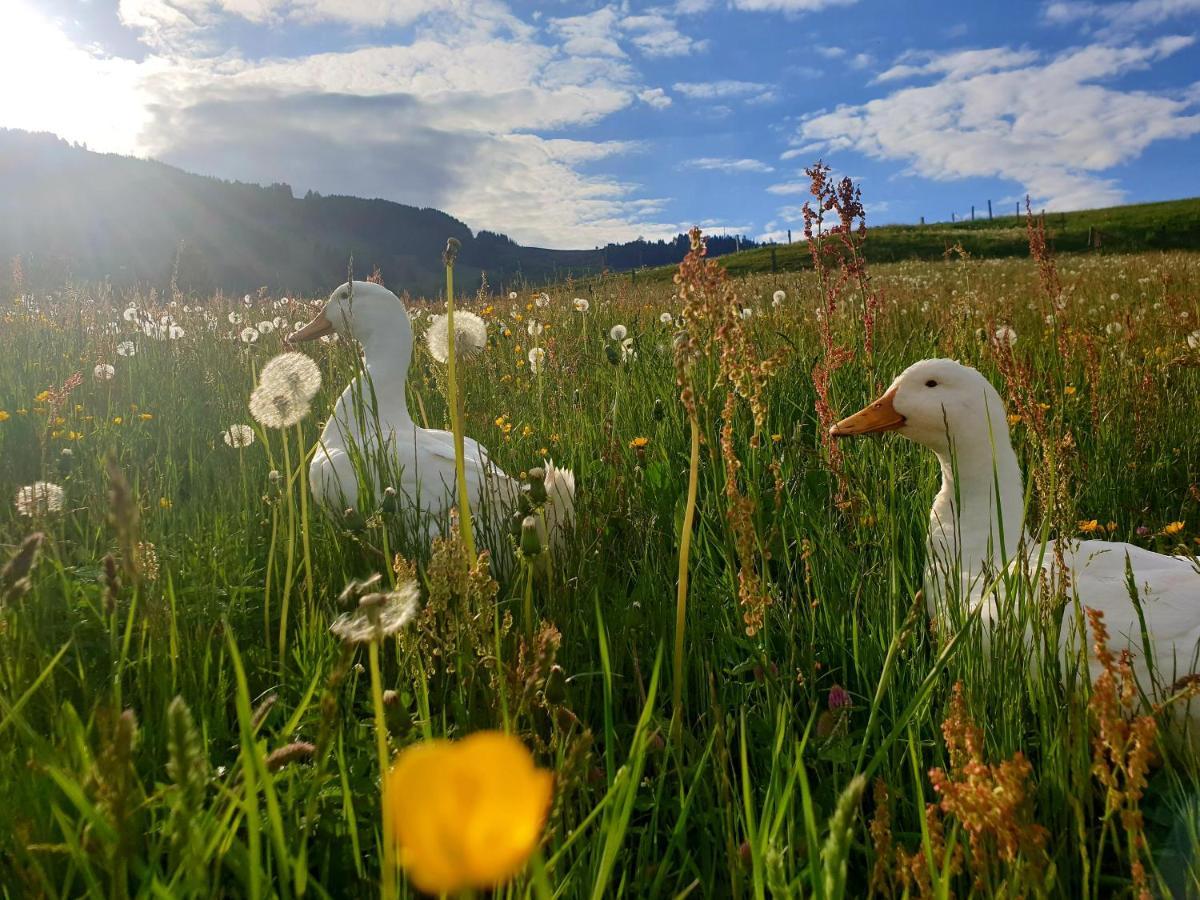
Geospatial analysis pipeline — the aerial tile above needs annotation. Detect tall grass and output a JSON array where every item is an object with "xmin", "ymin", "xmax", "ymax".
[{"xmin": 0, "ymin": 242, "xmax": 1198, "ymax": 896}]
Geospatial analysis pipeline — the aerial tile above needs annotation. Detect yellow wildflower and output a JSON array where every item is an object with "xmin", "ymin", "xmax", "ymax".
[
  {"xmin": 521, "ymin": 425, "xmax": 533, "ymax": 438},
  {"xmin": 1064, "ymin": 385, "xmax": 1076, "ymax": 396},
  {"xmin": 112, "ymin": 416, "xmax": 123, "ymax": 425},
  {"xmin": 1162, "ymin": 521, "xmax": 1185, "ymax": 537},
  {"xmin": 0, "ymin": 411, "xmax": 9, "ymax": 423},
  {"xmin": 34, "ymin": 390, "xmax": 51, "ymax": 403},
  {"xmin": 139, "ymin": 413, "xmax": 154, "ymax": 421},
  {"xmin": 629, "ymin": 436, "xmax": 650, "ymax": 450},
  {"xmin": 1078, "ymin": 519, "xmax": 1101, "ymax": 534},
  {"xmin": 1007, "ymin": 414, "xmax": 1022, "ymax": 426},
  {"xmin": 384, "ymin": 731, "xmax": 552, "ymax": 895},
  {"xmin": 159, "ymin": 497, "xmax": 172, "ymax": 510},
  {"xmin": 67, "ymin": 431, "xmax": 83, "ymax": 441},
  {"xmin": 771, "ymin": 433, "xmax": 782, "ymax": 443}
]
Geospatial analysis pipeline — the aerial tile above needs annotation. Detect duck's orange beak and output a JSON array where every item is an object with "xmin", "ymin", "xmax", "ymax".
[
  {"xmin": 829, "ymin": 387, "xmax": 906, "ymax": 437},
  {"xmin": 286, "ymin": 309, "xmax": 334, "ymax": 343}
]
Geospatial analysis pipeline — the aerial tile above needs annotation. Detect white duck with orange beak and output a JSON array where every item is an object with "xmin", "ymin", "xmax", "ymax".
[
  {"xmin": 832, "ymin": 358, "xmax": 1200, "ymax": 697},
  {"xmin": 288, "ymin": 280, "xmax": 574, "ymax": 550}
]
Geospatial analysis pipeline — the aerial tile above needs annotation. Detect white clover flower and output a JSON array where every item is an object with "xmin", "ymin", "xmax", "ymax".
[
  {"xmin": 223, "ymin": 424, "xmax": 256, "ymax": 448},
  {"xmin": 330, "ymin": 580, "xmax": 420, "ymax": 644},
  {"xmin": 993, "ymin": 325, "xmax": 1017, "ymax": 347},
  {"xmin": 426, "ymin": 311, "xmax": 487, "ymax": 364},
  {"xmin": 772, "ymin": 289, "xmax": 786, "ymax": 304},
  {"xmin": 609, "ymin": 324, "xmax": 627, "ymax": 341},
  {"xmin": 250, "ymin": 383, "xmax": 311, "ymax": 428},
  {"xmin": 536, "ymin": 293, "xmax": 550, "ymax": 309},
  {"xmin": 15, "ymin": 481, "xmax": 64, "ymax": 517},
  {"xmin": 228, "ymin": 311, "xmax": 243, "ymax": 325},
  {"xmin": 659, "ymin": 312, "xmax": 673, "ymax": 324},
  {"xmin": 260, "ymin": 352, "xmax": 323, "ymax": 403},
  {"xmin": 1187, "ymin": 330, "xmax": 1200, "ymax": 350},
  {"xmin": 573, "ymin": 298, "xmax": 590, "ymax": 313},
  {"xmin": 117, "ymin": 340, "xmax": 136, "ymax": 357},
  {"xmin": 528, "ymin": 347, "xmax": 546, "ymax": 373},
  {"xmin": 94, "ymin": 363, "xmax": 115, "ymax": 381},
  {"xmin": 240, "ymin": 327, "xmax": 260, "ymax": 344}
]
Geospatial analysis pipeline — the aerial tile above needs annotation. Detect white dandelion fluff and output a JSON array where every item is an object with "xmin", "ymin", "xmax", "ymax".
[
  {"xmin": 259, "ymin": 352, "xmax": 323, "ymax": 402},
  {"xmin": 993, "ymin": 325, "xmax": 1018, "ymax": 347},
  {"xmin": 257, "ymin": 320, "xmax": 276, "ymax": 334},
  {"xmin": 15, "ymin": 481, "xmax": 64, "ymax": 517},
  {"xmin": 240, "ymin": 327, "xmax": 260, "ymax": 344},
  {"xmin": 527, "ymin": 321, "xmax": 544, "ymax": 337},
  {"xmin": 659, "ymin": 312, "xmax": 673, "ymax": 324},
  {"xmin": 122, "ymin": 306, "xmax": 141, "ymax": 323},
  {"xmin": 528, "ymin": 347, "xmax": 546, "ymax": 373},
  {"xmin": 610, "ymin": 324, "xmax": 627, "ymax": 342},
  {"xmin": 228, "ymin": 311, "xmax": 244, "ymax": 325},
  {"xmin": 772, "ymin": 290, "xmax": 786, "ymax": 304},
  {"xmin": 116, "ymin": 340, "xmax": 136, "ymax": 357},
  {"xmin": 330, "ymin": 580, "xmax": 420, "ymax": 644},
  {"xmin": 1187, "ymin": 330, "xmax": 1200, "ymax": 350},
  {"xmin": 425, "ymin": 311, "xmax": 487, "ymax": 364},
  {"xmin": 620, "ymin": 337, "xmax": 636, "ymax": 362},
  {"xmin": 94, "ymin": 363, "xmax": 115, "ymax": 381},
  {"xmin": 535, "ymin": 293, "xmax": 550, "ymax": 309},
  {"xmin": 508, "ymin": 291, "xmax": 518, "ymax": 300},
  {"xmin": 573, "ymin": 298, "xmax": 590, "ymax": 313},
  {"xmin": 250, "ymin": 383, "xmax": 311, "ymax": 429},
  {"xmin": 741, "ymin": 308, "xmax": 753, "ymax": 320},
  {"xmin": 168, "ymin": 325, "xmax": 186, "ymax": 340},
  {"xmin": 223, "ymin": 424, "xmax": 256, "ymax": 448},
  {"xmin": 1105, "ymin": 322, "xmax": 1124, "ymax": 336}
]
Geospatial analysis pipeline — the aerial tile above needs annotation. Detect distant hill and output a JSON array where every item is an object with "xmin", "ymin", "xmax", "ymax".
[
  {"xmin": 0, "ymin": 129, "xmax": 756, "ymax": 298},
  {"xmin": 614, "ymin": 197, "xmax": 1200, "ymax": 285}
]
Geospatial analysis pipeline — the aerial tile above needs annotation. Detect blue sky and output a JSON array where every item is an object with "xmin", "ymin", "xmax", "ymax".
[{"xmin": 3, "ymin": 0, "xmax": 1199, "ymax": 247}]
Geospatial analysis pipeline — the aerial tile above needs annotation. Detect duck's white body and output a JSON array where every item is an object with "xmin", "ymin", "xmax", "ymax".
[
  {"xmin": 833, "ymin": 359, "xmax": 1200, "ymax": 700},
  {"xmin": 290, "ymin": 281, "xmax": 573, "ymax": 548}
]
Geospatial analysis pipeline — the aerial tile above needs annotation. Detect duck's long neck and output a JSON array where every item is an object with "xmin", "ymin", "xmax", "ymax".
[
  {"xmin": 927, "ymin": 430, "xmax": 1026, "ymax": 598},
  {"xmin": 325, "ymin": 331, "xmax": 415, "ymax": 445}
]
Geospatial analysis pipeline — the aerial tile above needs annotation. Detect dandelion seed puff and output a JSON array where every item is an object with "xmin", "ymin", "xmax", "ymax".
[
  {"xmin": 425, "ymin": 311, "xmax": 487, "ymax": 364},
  {"xmin": 122, "ymin": 307, "xmax": 140, "ymax": 323},
  {"xmin": 228, "ymin": 311, "xmax": 243, "ymax": 325},
  {"xmin": 240, "ymin": 327, "xmax": 260, "ymax": 344},
  {"xmin": 117, "ymin": 340, "xmax": 136, "ymax": 357},
  {"xmin": 528, "ymin": 347, "xmax": 546, "ymax": 373},
  {"xmin": 143, "ymin": 322, "xmax": 167, "ymax": 340},
  {"xmin": 223, "ymin": 424, "xmax": 256, "ymax": 448},
  {"xmin": 260, "ymin": 352, "xmax": 323, "ymax": 402},
  {"xmin": 244, "ymin": 294, "xmax": 252, "ymax": 306},
  {"xmin": 508, "ymin": 291, "xmax": 518, "ymax": 300},
  {"xmin": 250, "ymin": 383, "xmax": 311, "ymax": 429},
  {"xmin": 772, "ymin": 290, "xmax": 786, "ymax": 304},
  {"xmin": 536, "ymin": 293, "xmax": 550, "ymax": 309},
  {"xmin": 741, "ymin": 308, "xmax": 753, "ymax": 320},
  {"xmin": 610, "ymin": 324, "xmax": 627, "ymax": 342},
  {"xmin": 620, "ymin": 337, "xmax": 636, "ymax": 362},
  {"xmin": 257, "ymin": 320, "xmax": 276, "ymax": 334},
  {"xmin": 15, "ymin": 481, "xmax": 64, "ymax": 517},
  {"xmin": 94, "ymin": 363, "xmax": 115, "ymax": 381},
  {"xmin": 573, "ymin": 298, "xmax": 589, "ymax": 313},
  {"xmin": 527, "ymin": 321, "xmax": 543, "ymax": 337},
  {"xmin": 168, "ymin": 325, "xmax": 185, "ymax": 340},
  {"xmin": 1106, "ymin": 322, "xmax": 1123, "ymax": 335},
  {"xmin": 993, "ymin": 325, "xmax": 1017, "ymax": 347},
  {"xmin": 659, "ymin": 312, "xmax": 673, "ymax": 324},
  {"xmin": 330, "ymin": 580, "xmax": 420, "ymax": 644}
]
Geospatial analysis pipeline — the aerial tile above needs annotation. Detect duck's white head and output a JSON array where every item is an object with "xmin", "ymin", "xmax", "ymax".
[
  {"xmin": 830, "ymin": 358, "xmax": 1011, "ymax": 457},
  {"xmin": 287, "ymin": 280, "xmax": 412, "ymax": 348}
]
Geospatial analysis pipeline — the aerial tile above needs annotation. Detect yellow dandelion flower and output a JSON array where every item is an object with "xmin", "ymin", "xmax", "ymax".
[
  {"xmin": 521, "ymin": 425, "xmax": 533, "ymax": 437},
  {"xmin": 538, "ymin": 446, "xmax": 548, "ymax": 456},
  {"xmin": 494, "ymin": 415, "xmax": 506, "ymax": 427},
  {"xmin": 629, "ymin": 436, "xmax": 650, "ymax": 450},
  {"xmin": 34, "ymin": 390, "xmax": 51, "ymax": 403},
  {"xmin": 1064, "ymin": 385, "xmax": 1076, "ymax": 396},
  {"xmin": 67, "ymin": 431, "xmax": 83, "ymax": 441},
  {"xmin": 1078, "ymin": 519, "xmax": 1101, "ymax": 534},
  {"xmin": 1162, "ymin": 521, "xmax": 1185, "ymax": 536},
  {"xmin": 0, "ymin": 411, "xmax": 9, "ymax": 423},
  {"xmin": 112, "ymin": 416, "xmax": 123, "ymax": 425},
  {"xmin": 139, "ymin": 413, "xmax": 154, "ymax": 421},
  {"xmin": 383, "ymin": 731, "xmax": 552, "ymax": 896},
  {"xmin": 771, "ymin": 433, "xmax": 782, "ymax": 443},
  {"xmin": 1007, "ymin": 414, "xmax": 1022, "ymax": 426},
  {"xmin": 159, "ymin": 497, "xmax": 172, "ymax": 509}
]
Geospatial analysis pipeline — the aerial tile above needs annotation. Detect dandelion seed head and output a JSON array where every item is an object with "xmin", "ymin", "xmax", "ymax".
[
  {"xmin": 425, "ymin": 311, "xmax": 487, "ymax": 364},
  {"xmin": 94, "ymin": 363, "xmax": 115, "ymax": 381},
  {"xmin": 15, "ymin": 481, "xmax": 64, "ymax": 517},
  {"xmin": 259, "ymin": 352, "xmax": 323, "ymax": 402},
  {"xmin": 573, "ymin": 298, "xmax": 589, "ymax": 313},
  {"xmin": 240, "ymin": 327, "xmax": 260, "ymax": 344},
  {"xmin": 773, "ymin": 290, "xmax": 786, "ymax": 304},
  {"xmin": 993, "ymin": 325, "xmax": 1017, "ymax": 347},
  {"xmin": 528, "ymin": 347, "xmax": 546, "ymax": 373},
  {"xmin": 168, "ymin": 325, "xmax": 185, "ymax": 340},
  {"xmin": 116, "ymin": 340, "xmax": 136, "ymax": 357},
  {"xmin": 659, "ymin": 312, "xmax": 673, "ymax": 324},
  {"xmin": 223, "ymin": 424, "xmax": 256, "ymax": 448},
  {"xmin": 609, "ymin": 324, "xmax": 627, "ymax": 341},
  {"xmin": 249, "ymin": 383, "xmax": 311, "ymax": 428},
  {"xmin": 535, "ymin": 293, "xmax": 550, "ymax": 308},
  {"xmin": 330, "ymin": 579, "xmax": 420, "ymax": 644},
  {"xmin": 526, "ymin": 321, "xmax": 543, "ymax": 337},
  {"xmin": 228, "ymin": 311, "xmax": 243, "ymax": 325}
]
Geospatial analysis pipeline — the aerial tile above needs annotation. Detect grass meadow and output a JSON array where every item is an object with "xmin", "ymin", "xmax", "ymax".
[{"xmin": 2, "ymin": 219, "xmax": 1200, "ymax": 896}]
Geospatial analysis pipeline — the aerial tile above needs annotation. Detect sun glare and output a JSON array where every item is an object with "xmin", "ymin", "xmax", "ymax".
[{"xmin": 0, "ymin": 2, "xmax": 156, "ymax": 155}]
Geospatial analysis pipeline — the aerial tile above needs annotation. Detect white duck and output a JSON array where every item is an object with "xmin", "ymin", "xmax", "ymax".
[
  {"xmin": 831, "ymin": 358, "xmax": 1200, "ymax": 697},
  {"xmin": 287, "ymin": 280, "xmax": 574, "ymax": 550}
]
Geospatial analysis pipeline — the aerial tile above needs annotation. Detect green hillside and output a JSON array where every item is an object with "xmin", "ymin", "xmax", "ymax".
[{"xmin": 621, "ymin": 196, "xmax": 1200, "ymax": 284}]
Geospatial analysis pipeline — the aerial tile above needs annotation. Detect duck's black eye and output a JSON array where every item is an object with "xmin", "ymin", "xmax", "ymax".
[{"xmin": 925, "ymin": 379, "xmax": 938, "ymax": 388}]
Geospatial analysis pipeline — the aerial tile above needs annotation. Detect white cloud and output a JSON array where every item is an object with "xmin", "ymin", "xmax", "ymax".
[
  {"xmin": 549, "ymin": 6, "xmax": 708, "ymax": 60},
  {"xmin": 548, "ymin": 7, "xmax": 626, "ymax": 58},
  {"xmin": 683, "ymin": 157, "xmax": 774, "ymax": 173},
  {"xmin": 673, "ymin": 79, "xmax": 775, "ymax": 101},
  {"xmin": 622, "ymin": 12, "xmax": 710, "ymax": 57},
  {"xmin": 1042, "ymin": 0, "xmax": 1200, "ymax": 36},
  {"xmin": 876, "ymin": 47, "xmax": 1040, "ymax": 83},
  {"xmin": 638, "ymin": 87, "xmax": 673, "ymax": 108},
  {"xmin": 731, "ymin": 0, "xmax": 858, "ymax": 10},
  {"xmin": 796, "ymin": 36, "xmax": 1200, "ymax": 210}
]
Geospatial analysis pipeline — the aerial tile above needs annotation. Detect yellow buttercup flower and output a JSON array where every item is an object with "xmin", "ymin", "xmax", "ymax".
[{"xmin": 384, "ymin": 731, "xmax": 552, "ymax": 895}]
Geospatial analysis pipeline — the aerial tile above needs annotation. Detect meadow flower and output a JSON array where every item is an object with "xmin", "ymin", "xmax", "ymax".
[
  {"xmin": 1162, "ymin": 521, "xmax": 1185, "ymax": 537},
  {"xmin": 259, "ymin": 352, "xmax": 322, "ymax": 402},
  {"xmin": 609, "ymin": 324, "xmax": 627, "ymax": 342},
  {"xmin": 383, "ymin": 731, "xmax": 553, "ymax": 895},
  {"xmin": 620, "ymin": 337, "xmax": 636, "ymax": 362},
  {"xmin": 257, "ymin": 320, "xmax": 276, "ymax": 334},
  {"xmin": 659, "ymin": 312, "xmax": 673, "ymax": 324},
  {"xmin": 168, "ymin": 325, "xmax": 185, "ymax": 340},
  {"xmin": 573, "ymin": 298, "xmax": 589, "ymax": 312},
  {"xmin": 993, "ymin": 325, "xmax": 1018, "ymax": 347},
  {"xmin": 228, "ymin": 311, "xmax": 243, "ymax": 325},
  {"xmin": 0, "ymin": 411, "xmax": 9, "ymax": 423},
  {"xmin": 527, "ymin": 347, "xmax": 546, "ymax": 373},
  {"xmin": 1106, "ymin": 322, "xmax": 1123, "ymax": 335},
  {"xmin": 249, "ymin": 384, "xmax": 310, "ymax": 429},
  {"xmin": 329, "ymin": 579, "xmax": 419, "ymax": 644},
  {"xmin": 223, "ymin": 424, "xmax": 256, "ymax": 448},
  {"xmin": 122, "ymin": 306, "xmax": 140, "ymax": 323},
  {"xmin": 741, "ymin": 308, "xmax": 753, "ymax": 320},
  {"xmin": 535, "ymin": 293, "xmax": 550, "ymax": 308},
  {"xmin": 772, "ymin": 289, "xmax": 786, "ymax": 305},
  {"xmin": 1078, "ymin": 519, "xmax": 1101, "ymax": 534},
  {"xmin": 1187, "ymin": 330, "xmax": 1200, "ymax": 350},
  {"xmin": 15, "ymin": 481, "xmax": 64, "ymax": 517},
  {"xmin": 116, "ymin": 341, "xmax": 136, "ymax": 357},
  {"xmin": 94, "ymin": 363, "xmax": 115, "ymax": 381},
  {"xmin": 426, "ymin": 311, "xmax": 487, "ymax": 364},
  {"xmin": 508, "ymin": 291, "xmax": 518, "ymax": 300},
  {"xmin": 526, "ymin": 321, "xmax": 543, "ymax": 337},
  {"xmin": 240, "ymin": 327, "xmax": 260, "ymax": 344}
]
